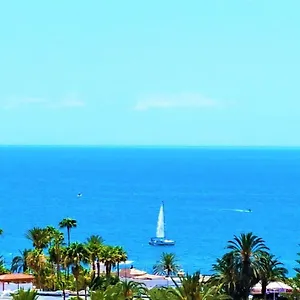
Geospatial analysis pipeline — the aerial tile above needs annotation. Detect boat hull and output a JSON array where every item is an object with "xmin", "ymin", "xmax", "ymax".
[{"xmin": 149, "ymin": 237, "xmax": 175, "ymax": 246}]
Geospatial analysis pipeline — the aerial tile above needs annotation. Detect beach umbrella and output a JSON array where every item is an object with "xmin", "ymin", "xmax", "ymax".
[
  {"xmin": 251, "ymin": 281, "xmax": 293, "ymax": 295},
  {"xmin": 266, "ymin": 281, "xmax": 293, "ymax": 293}
]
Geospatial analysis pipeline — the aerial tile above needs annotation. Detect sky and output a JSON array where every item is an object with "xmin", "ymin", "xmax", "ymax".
[{"xmin": 0, "ymin": 0, "xmax": 300, "ymax": 146}]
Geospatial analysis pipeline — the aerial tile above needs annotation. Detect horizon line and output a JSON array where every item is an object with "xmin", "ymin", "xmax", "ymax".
[{"xmin": 1, "ymin": 144, "xmax": 300, "ymax": 149}]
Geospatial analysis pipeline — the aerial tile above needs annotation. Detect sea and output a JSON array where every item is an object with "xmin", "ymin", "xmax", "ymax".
[{"xmin": 0, "ymin": 146, "xmax": 300, "ymax": 277}]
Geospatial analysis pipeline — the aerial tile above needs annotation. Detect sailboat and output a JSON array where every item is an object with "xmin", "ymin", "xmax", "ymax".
[{"xmin": 149, "ymin": 202, "xmax": 175, "ymax": 246}]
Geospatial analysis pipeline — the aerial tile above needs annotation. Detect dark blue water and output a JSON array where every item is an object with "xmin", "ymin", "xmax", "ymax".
[{"xmin": 0, "ymin": 146, "xmax": 300, "ymax": 275}]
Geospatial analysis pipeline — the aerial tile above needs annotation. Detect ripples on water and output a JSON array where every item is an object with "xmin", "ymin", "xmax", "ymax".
[{"xmin": 0, "ymin": 146, "xmax": 300, "ymax": 275}]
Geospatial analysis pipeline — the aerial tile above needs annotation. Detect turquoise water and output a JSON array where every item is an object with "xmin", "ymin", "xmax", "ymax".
[{"xmin": 0, "ymin": 146, "xmax": 300, "ymax": 276}]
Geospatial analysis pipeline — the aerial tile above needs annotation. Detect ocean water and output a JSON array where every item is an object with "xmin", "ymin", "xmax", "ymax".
[{"xmin": 0, "ymin": 146, "xmax": 300, "ymax": 276}]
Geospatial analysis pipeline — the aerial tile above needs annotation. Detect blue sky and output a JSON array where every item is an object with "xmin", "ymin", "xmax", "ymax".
[{"xmin": 0, "ymin": 0, "xmax": 299, "ymax": 146}]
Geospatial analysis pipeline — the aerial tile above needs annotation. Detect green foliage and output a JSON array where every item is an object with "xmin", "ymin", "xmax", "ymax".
[
  {"xmin": 87, "ymin": 235, "xmax": 104, "ymax": 245},
  {"xmin": 281, "ymin": 291, "xmax": 300, "ymax": 300},
  {"xmin": 11, "ymin": 289, "xmax": 38, "ymax": 300},
  {"xmin": 113, "ymin": 280, "xmax": 148, "ymax": 299},
  {"xmin": 284, "ymin": 274, "xmax": 300, "ymax": 299},
  {"xmin": 294, "ymin": 245, "xmax": 300, "ymax": 281},
  {"xmin": 25, "ymin": 227, "xmax": 51, "ymax": 249},
  {"xmin": 148, "ymin": 288, "xmax": 174, "ymax": 300},
  {"xmin": 100, "ymin": 245, "xmax": 127, "ymax": 277},
  {"xmin": 153, "ymin": 252, "xmax": 179, "ymax": 276},
  {"xmin": 258, "ymin": 252, "xmax": 288, "ymax": 297},
  {"xmin": 90, "ymin": 275, "xmax": 119, "ymax": 291},
  {"xmin": 59, "ymin": 218, "xmax": 77, "ymax": 246},
  {"xmin": 53, "ymin": 273, "xmax": 77, "ymax": 291},
  {"xmin": 211, "ymin": 252, "xmax": 240, "ymax": 297},
  {"xmin": 11, "ymin": 249, "xmax": 30, "ymax": 273},
  {"xmin": 168, "ymin": 271, "xmax": 230, "ymax": 300},
  {"xmin": 1, "ymin": 222, "xmax": 298, "ymax": 300},
  {"xmin": 90, "ymin": 289, "xmax": 114, "ymax": 300},
  {"xmin": 85, "ymin": 235, "xmax": 103, "ymax": 276},
  {"xmin": 90, "ymin": 280, "xmax": 147, "ymax": 300},
  {"xmin": 64, "ymin": 242, "xmax": 89, "ymax": 297},
  {"xmin": 211, "ymin": 232, "xmax": 290, "ymax": 300},
  {"xmin": 0, "ymin": 255, "xmax": 10, "ymax": 274},
  {"xmin": 224, "ymin": 232, "xmax": 269, "ymax": 299},
  {"xmin": 65, "ymin": 242, "xmax": 89, "ymax": 268}
]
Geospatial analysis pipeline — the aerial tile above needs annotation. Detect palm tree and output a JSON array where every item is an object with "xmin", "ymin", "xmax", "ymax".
[
  {"xmin": 114, "ymin": 246, "xmax": 127, "ymax": 278},
  {"xmin": 59, "ymin": 218, "xmax": 77, "ymax": 279},
  {"xmin": 59, "ymin": 218, "xmax": 77, "ymax": 246},
  {"xmin": 85, "ymin": 235, "xmax": 104, "ymax": 276},
  {"xmin": 46, "ymin": 225, "xmax": 58, "ymax": 235},
  {"xmin": 100, "ymin": 245, "xmax": 117, "ymax": 277},
  {"xmin": 11, "ymin": 289, "xmax": 38, "ymax": 300},
  {"xmin": 153, "ymin": 252, "xmax": 179, "ymax": 277},
  {"xmin": 56, "ymin": 276, "xmax": 68, "ymax": 300},
  {"xmin": 148, "ymin": 288, "xmax": 173, "ymax": 300},
  {"xmin": 258, "ymin": 253, "xmax": 287, "ymax": 299},
  {"xmin": 0, "ymin": 256, "xmax": 9, "ymax": 274},
  {"xmin": 78, "ymin": 269, "xmax": 92, "ymax": 300},
  {"xmin": 113, "ymin": 280, "xmax": 148, "ymax": 300},
  {"xmin": 11, "ymin": 249, "xmax": 31, "ymax": 273},
  {"xmin": 64, "ymin": 242, "xmax": 89, "ymax": 298},
  {"xmin": 87, "ymin": 235, "xmax": 104, "ymax": 245},
  {"xmin": 226, "ymin": 232, "xmax": 269, "ymax": 300},
  {"xmin": 46, "ymin": 226, "xmax": 61, "ymax": 247},
  {"xmin": 169, "ymin": 271, "xmax": 230, "ymax": 300},
  {"xmin": 48, "ymin": 231, "xmax": 65, "ymax": 278},
  {"xmin": 90, "ymin": 289, "xmax": 115, "ymax": 300},
  {"xmin": 0, "ymin": 229, "xmax": 3, "ymax": 235},
  {"xmin": 294, "ymin": 244, "xmax": 300, "ymax": 276},
  {"xmin": 212, "ymin": 252, "xmax": 241, "ymax": 299},
  {"xmin": 25, "ymin": 227, "xmax": 50, "ymax": 249},
  {"xmin": 26, "ymin": 249, "xmax": 48, "ymax": 289}
]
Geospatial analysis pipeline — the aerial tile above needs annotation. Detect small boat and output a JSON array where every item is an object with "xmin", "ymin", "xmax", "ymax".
[{"xmin": 149, "ymin": 202, "xmax": 175, "ymax": 246}]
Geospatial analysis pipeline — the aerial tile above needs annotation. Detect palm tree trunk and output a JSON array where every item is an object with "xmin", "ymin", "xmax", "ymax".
[
  {"xmin": 96, "ymin": 260, "xmax": 100, "ymax": 277},
  {"xmin": 37, "ymin": 273, "xmax": 41, "ymax": 290},
  {"xmin": 242, "ymin": 260, "xmax": 251, "ymax": 300},
  {"xmin": 90, "ymin": 258, "xmax": 95, "ymax": 278},
  {"xmin": 56, "ymin": 261, "xmax": 61, "ymax": 279},
  {"xmin": 106, "ymin": 263, "xmax": 112, "ymax": 278},
  {"xmin": 76, "ymin": 277, "xmax": 79, "ymax": 299},
  {"xmin": 67, "ymin": 228, "xmax": 70, "ymax": 279},
  {"xmin": 24, "ymin": 259, "xmax": 28, "ymax": 273},
  {"xmin": 67, "ymin": 227, "xmax": 71, "ymax": 246},
  {"xmin": 117, "ymin": 262, "xmax": 120, "ymax": 278},
  {"xmin": 56, "ymin": 246, "xmax": 61, "ymax": 279},
  {"xmin": 106, "ymin": 264, "xmax": 109, "ymax": 277},
  {"xmin": 261, "ymin": 280, "xmax": 267, "ymax": 299}
]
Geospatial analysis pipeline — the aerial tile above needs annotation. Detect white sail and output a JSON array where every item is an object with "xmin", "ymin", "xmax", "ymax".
[{"xmin": 156, "ymin": 204, "xmax": 165, "ymax": 238}]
